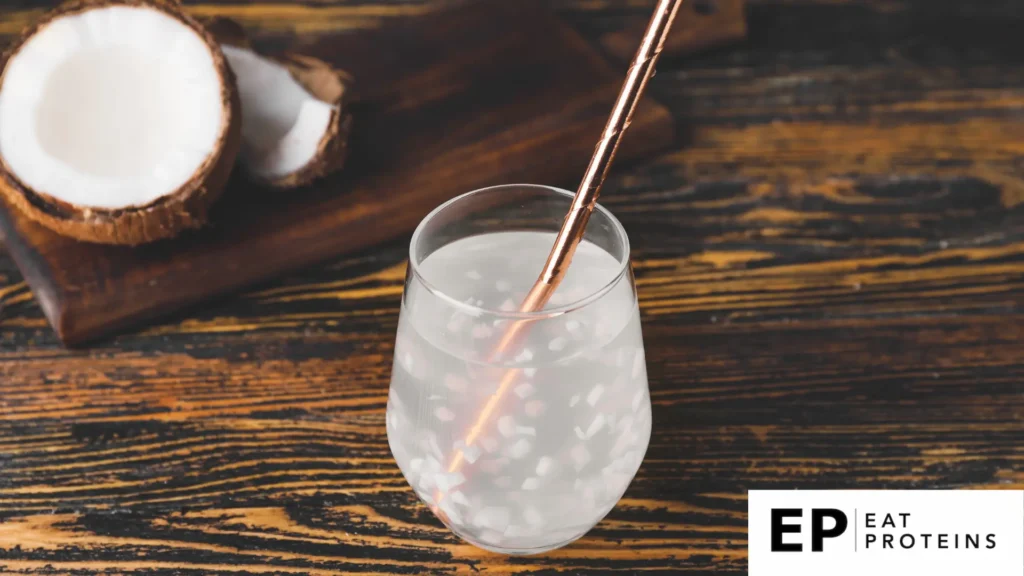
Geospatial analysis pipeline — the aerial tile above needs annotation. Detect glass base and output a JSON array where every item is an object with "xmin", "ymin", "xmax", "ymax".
[{"xmin": 456, "ymin": 530, "xmax": 586, "ymax": 556}]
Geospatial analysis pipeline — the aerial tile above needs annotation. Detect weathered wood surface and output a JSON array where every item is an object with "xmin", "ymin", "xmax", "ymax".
[{"xmin": 1, "ymin": 0, "xmax": 1023, "ymax": 573}]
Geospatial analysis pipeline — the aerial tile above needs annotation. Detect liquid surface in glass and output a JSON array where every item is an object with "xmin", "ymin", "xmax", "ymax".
[{"xmin": 387, "ymin": 231, "xmax": 652, "ymax": 554}]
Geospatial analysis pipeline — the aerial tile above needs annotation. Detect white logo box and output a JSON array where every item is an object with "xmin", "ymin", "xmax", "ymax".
[{"xmin": 749, "ymin": 490, "xmax": 1024, "ymax": 576}]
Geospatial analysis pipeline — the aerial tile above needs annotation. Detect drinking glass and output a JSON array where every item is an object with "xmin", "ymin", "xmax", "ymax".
[{"xmin": 386, "ymin": 184, "xmax": 652, "ymax": 555}]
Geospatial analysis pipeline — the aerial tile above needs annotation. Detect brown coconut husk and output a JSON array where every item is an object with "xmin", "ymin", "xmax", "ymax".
[
  {"xmin": 206, "ymin": 17, "xmax": 354, "ymax": 189},
  {"xmin": 0, "ymin": 0, "xmax": 242, "ymax": 245}
]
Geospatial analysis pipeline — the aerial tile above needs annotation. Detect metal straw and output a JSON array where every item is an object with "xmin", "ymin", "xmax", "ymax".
[{"xmin": 439, "ymin": 0, "xmax": 685, "ymax": 501}]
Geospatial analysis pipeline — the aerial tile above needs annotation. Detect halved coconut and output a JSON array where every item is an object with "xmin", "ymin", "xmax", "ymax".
[
  {"xmin": 0, "ymin": 0, "xmax": 241, "ymax": 245},
  {"xmin": 208, "ymin": 18, "xmax": 353, "ymax": 188}
]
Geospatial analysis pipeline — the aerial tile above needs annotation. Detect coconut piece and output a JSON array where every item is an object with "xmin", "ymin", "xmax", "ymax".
[
  {"xmin": 0, "ymin": 0, "xmax": 241, "ymax": 245},
  {"xmin": 208, "ymin": 19, "xmax": 353, "ymax": 188}
]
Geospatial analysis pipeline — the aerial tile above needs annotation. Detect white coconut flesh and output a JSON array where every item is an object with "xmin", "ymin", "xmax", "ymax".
[
  {"xmin": 221, "ymin": 45, "xmax": 336, "ymax": 180},
  {"xmin": 0, "ymin": 6, "xmax": 225, "ymax": 211}
]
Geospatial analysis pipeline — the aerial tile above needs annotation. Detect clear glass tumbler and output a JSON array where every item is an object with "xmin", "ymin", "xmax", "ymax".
[{"xmin": 386, "ymin": 184, "xmax": 652, "ymax": 555}]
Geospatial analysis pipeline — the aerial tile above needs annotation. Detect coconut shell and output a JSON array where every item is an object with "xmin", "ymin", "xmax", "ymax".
[
  {"xmin": 262, "ymin": 53, "xmax": 354, "ymax": 189},
  {"xmin": 206, "ymin": 18, "xmax": 354, "ymax": 189},
  {"xmin": 0, "ymin": 0, "xmax": 242, "ymax": 245}
]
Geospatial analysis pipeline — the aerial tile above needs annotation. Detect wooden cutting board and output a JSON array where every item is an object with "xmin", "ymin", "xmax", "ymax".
[
  {"xmin": 601, "ymin": 0, "xmax": 747, "ymax": 61},
  {"xmin": 0, "ymin": 0, "xmax": 677, "ymax": 346}
]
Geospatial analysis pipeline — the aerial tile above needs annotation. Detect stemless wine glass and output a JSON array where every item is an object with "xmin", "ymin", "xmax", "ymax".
[{"xmin": 386, "ymin": 184, "xmax": 652, "ymax": 555}]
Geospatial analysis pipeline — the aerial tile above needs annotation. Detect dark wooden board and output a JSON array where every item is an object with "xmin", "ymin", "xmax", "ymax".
[
  {"xmin": 0, "ymin": 0, "xmax": 675, "ymax": 346},
  {"xmin": 3, "ymin": 0, "xmax": 1024, "ymax": 574},
  {"xmin": 601, "ymin": 0, "xmax": 748, "ymax": 61}
]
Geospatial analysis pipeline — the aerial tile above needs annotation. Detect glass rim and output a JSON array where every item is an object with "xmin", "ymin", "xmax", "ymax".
[{"xmin": 407, "ymin": 183, "xmax": 632, "ymax": 319}]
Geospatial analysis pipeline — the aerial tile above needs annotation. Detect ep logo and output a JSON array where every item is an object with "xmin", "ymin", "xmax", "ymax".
[
  {"xmin": 771, "ymin": 508, "xmax": 848, "ymax": 552},
  {"xmin": 751, "ymin": 491, "xmax": 1024, "ymax": 576}
]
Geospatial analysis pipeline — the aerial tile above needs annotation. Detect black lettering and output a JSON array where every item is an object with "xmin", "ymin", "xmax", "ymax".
[
  {"xmin": 883, "ymin": 534, "xmax": 894, "ymax": 548},
  {"xmin": 954, "ymin": 533, "xmax": 960, "ymax": 548},
  {"xmin": 771, "ymin": 509, "xmax": 802, "ymax": 552},
  {"xmin": 865, "ymin": 534, "xmax": 876, "ymax": 548},
  {"xmin": 921, "ymin": 533, "xmax": 932, "ymax": 548},
  {"xmin": 865, "ymin": 513, "xmax": 875, "ymax": 528},
  {"xmin": 899, "ymin": 512, "xmax": 910, "ymax": 528},
  {"xmin": 986, "ymin": 534, "xmax": 996, "ymax": 549},
  {"xmin": 938, "ymin": 534, "xmax": 948, "ymax": 549},
  {"xmin": 900, "ymin": 534, "xmax": 915, "ymax": 549},
  {"xmin": 966, "ymin": 534, "xmax": 979, "ymax": 549},
  {"xmin": 811, "ymin": 509, "xmax": 848, "ymax": 552}
]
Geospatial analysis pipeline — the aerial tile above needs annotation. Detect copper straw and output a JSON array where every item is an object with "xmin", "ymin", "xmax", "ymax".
[{"xmin": 438, "ymin": 0, "xmax": 685, "ymax": 502}]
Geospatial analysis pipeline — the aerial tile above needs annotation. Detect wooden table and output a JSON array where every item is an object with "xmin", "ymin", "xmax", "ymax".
[{"xmin": 2, "ymin": 1, "xmax": 1023, "ymax": 573}]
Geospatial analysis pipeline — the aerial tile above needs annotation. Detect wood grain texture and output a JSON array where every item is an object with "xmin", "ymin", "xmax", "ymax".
[
  {"xmin": 601, "ymin": 0, "xmax": 747, "ymax": 61},
  {"xmin": 0, "ymin": 0, "xmax": 677, "ymax": 346},
  {"xmin": 1, "ymin": 0, "xmax": 1024, "ymax": 573}
]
